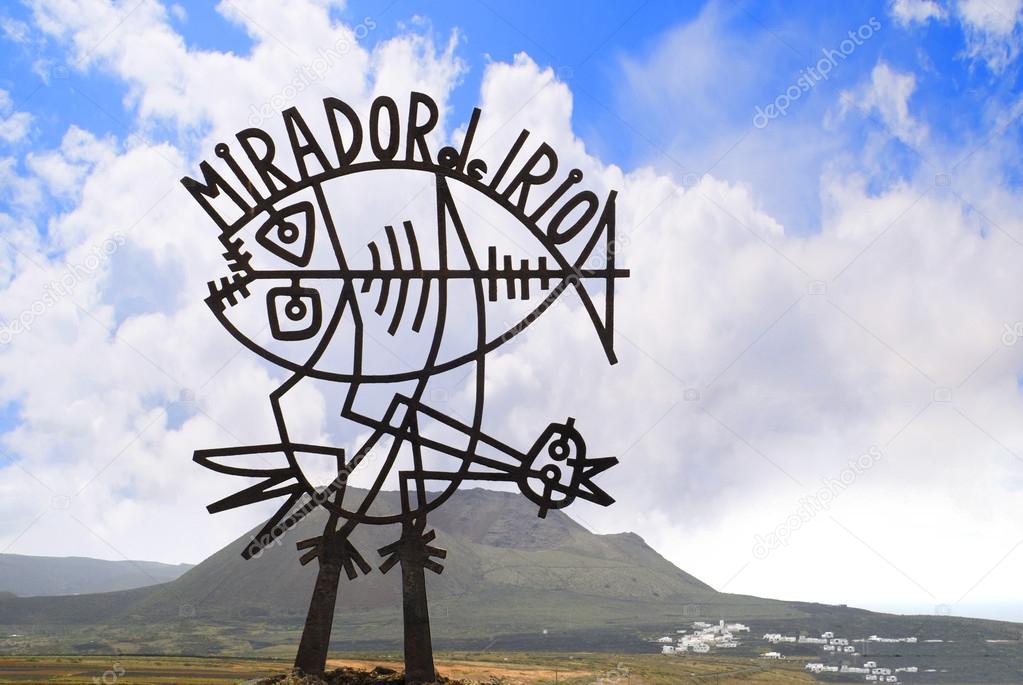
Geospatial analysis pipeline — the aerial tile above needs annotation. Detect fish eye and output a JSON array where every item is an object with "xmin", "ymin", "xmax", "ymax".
[
  {"xmin": 278, "ymin": 222, "xmax": 299, "ymax": 244},
  {"xmin": 254, "ymin": 202, "xmax": 315, "ymax": 266},
  {"xmin": 267, "ymin": 284, "xmax": 322, "ymax": 341},
  {"xmin": 285, "ymin": 297, "xmax": 307, "ymax": 321}
]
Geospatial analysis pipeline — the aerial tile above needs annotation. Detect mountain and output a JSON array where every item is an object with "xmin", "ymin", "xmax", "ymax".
[
  {"xmin": 0, "ymin": 489, "xmax": 793, "ymax": 627},
  {"xmin": 0, "ymin": 488, "xmax": 1020, "ymax": 660},
  {"xmin": 0, "ymin": 553, "xmax": 192, "ymax": 597}
]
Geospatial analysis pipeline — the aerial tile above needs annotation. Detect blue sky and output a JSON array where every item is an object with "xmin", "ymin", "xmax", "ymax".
[
  {"xmin": 2, "ymin": 0, "xmax": 1023, "ymax": 622},
  {"xmin": 4, "ymin": 0, "xmax": 1020, "ymax": 225}
]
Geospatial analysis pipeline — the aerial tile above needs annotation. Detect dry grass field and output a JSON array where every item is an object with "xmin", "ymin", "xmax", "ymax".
[{"xmin": 0, "ymin": 652, "xmax": 820, "ymax": 685}]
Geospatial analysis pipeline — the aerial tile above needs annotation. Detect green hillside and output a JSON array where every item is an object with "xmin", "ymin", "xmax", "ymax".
[
  {"xmin": 0, "ymin": 488, "xmax": 1019, "ymax": 664},
  {"xmin": 0, "ymin": 554, "xmax": 192, "ymax": 597},
  {"xmin": 0, "ymin": 488, "xmax": 800, "ymax": 646}
]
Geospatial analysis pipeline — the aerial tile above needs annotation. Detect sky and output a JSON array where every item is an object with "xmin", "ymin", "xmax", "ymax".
[{"xmin": 1, "ymin": 0, "xmax": 1023, "ymax": 624}]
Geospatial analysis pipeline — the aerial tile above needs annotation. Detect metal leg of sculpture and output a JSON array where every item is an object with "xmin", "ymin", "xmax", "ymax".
[
  {"xmin": 293, "ymin": 528, "xmax": 342, "ymax": 676},
  {"xmin": 401, "ymin": 522, "xmax": 437, "ymax": 684}
]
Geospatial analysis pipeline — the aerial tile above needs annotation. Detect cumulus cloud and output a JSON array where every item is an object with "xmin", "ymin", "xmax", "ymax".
[
  {"xmin": 0, "ymin": 0, "xmax": 1021, "ymax": 624},
  {"xmin": 838, "ymin": 62, "xmax": 928, "ymax": 146},
  {"xmin": 0, "ymin": 89, "xmax": 32, "ymax": 144},
  {"xmin": 889, "ymin": 0, "xmax": 948, "ymax": 26},
  {"xmin": 956, "ymin": 0, "xmax": 1023, "ymax": 71},
  {"xmin": 26, "ymin": 126, "xmax": 115, "ymax": 198},
  {"xmin": 889, "ymin": 1, "xmax": 1023, "ymax": 72},
  {"xmin": 0, "ymin": 0, "xmax": 468, "ymax": 562},
  {"xmin": 0, "ymin": 16, "xmax": 31, "ymax": 44},
  {"xmin": 475, "ymin": 54, "xmax": 1023, "ymax": 617}
]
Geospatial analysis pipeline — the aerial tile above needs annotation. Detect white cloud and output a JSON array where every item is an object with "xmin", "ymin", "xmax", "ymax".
[
  {"xmin": 615, "ymin": 4, "xmax": 881, "ymax": 236},
  {"xmin": 169, "ymin": 3, "xmax": 186, "ymax": 23},
  {"xmin": 838, "ymin": 62, "xmax": 928, "ymax": 146},
  {"xmin": 890, "ymin": 0, "xmax": 1023, "ymax": 72},
  {"xmin": 889, "ymin": 0, "xmax": 948, "ymax": 26},
  {"xmin": 1, "ymin": 0, "xmax": 1022, "ymax": 624},
  {"xmin": 0, "ymin": 112, "xmax": 31, "ymax": 144},
  {"xmin": 0, "ymin": 16, "xmax": 31, "ymax": 43},
  {"xmin": 956, "ymin": 0, "xmax": 1023, "ymax": 71},
  {"xmin": 26, "ymin": 126, "xmax": 115, "ymax": 198},
  {"xmin": 469, "ymin": 55, "xmax": 1023, "ymax": 617},
  {"xmin": 0, "ymin": 89, "xmax": 33, "ymax": 144},
  {"xmin": 0, "ymin": 0, "xmax": 468, "ymax": 563}
]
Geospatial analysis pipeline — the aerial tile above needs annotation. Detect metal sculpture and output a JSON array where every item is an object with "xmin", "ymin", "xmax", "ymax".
[{"xmin": 182, "ymin": 92, "xmax": 627, "ymax": 683}]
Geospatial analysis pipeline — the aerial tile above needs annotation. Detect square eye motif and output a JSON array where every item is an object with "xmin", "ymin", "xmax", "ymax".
[{"xmin": 267, "ymin": 284, "xmax": 323, "ymax": 341}]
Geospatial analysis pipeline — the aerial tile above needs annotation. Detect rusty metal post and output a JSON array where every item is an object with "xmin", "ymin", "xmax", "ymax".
[
  {"xmin": 293, "ymin": 535, "xmax": 343, "ymax": 676},
  {"xmin": 400, "ymin": 533, "xmax": 437, "ymax": 684}
]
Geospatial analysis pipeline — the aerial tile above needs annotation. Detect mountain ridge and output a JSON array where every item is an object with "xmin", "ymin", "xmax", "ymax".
[
  {"xmin": 0, "ymin": 553, "xmax": 192, "ymax": 597},
  {"xmin": 0, "ymin": 487, "xmax": 1019, "ymax": 657}
]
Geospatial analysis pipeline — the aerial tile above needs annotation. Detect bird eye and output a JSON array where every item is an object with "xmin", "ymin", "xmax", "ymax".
[{"xmin": 267, "ymin": 284, "xmax": 322, "ymax": 341}]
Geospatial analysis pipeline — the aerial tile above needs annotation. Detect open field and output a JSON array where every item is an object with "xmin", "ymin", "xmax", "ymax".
[
  {"xmin": 2, "ymin": 651, "xmax": 1021, "ymax": 684},
  {"xmin": 0, "ymin": 655, "xmax": 281, "ymax": 684},
  {"xmin": 0, "ymin": 652, "xmax": 821, "ymax": 685}
]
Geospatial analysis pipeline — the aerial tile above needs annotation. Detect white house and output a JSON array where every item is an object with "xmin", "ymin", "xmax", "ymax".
[
  {"xmin": 885, "ymin": 677, "xmax": 898, "ymax": 683},
  {"xmin": 761, "ymin": 652, "xmax": 784, "ymax": 659},
  {"xmin": 661, "ymin": 645, "xmax": 676, "ymax": 655},
  {"xmin": 764, "ymin": 633, "xmax": 795, "ymax": 643},
  {"xmin": 822, "ymin": 631, "xmax": 834, "ymax": 639},
  {"xmin": 864, "ymin": 661, "xmax": 877, "ymax": 668}
]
